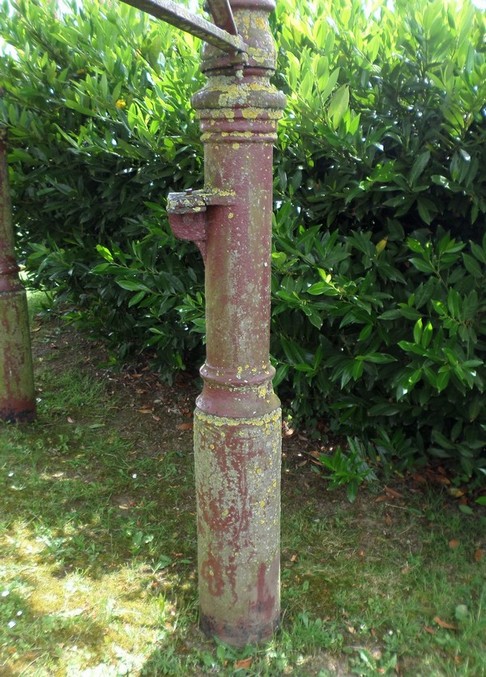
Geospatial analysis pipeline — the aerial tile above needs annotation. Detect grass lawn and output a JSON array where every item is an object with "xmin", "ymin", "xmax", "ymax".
[{"xmin": 0, "ymin": 292, "xmax": 485, "ymax": 676}]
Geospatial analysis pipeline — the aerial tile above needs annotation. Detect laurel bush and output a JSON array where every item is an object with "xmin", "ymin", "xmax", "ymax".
[{"xmin": 1, "ymin": 0, "xmax": 485, "ymax": 479}]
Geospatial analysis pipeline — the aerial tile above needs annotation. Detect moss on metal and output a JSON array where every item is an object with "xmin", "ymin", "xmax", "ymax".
[
  {"xmin": 194, "ymin": 406, "xmax": 281, "ymax": 646},
  {"xmin": 0, "ymin": 128, "xmax": 35, "ymax": 422}
]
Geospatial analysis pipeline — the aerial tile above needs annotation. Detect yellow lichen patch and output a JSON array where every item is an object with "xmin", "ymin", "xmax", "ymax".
[
  {"xmin": 254, "ymin": 16, "xmax": 267, "ymax": 30},
  {"xmin": 242, "ymin": 108, "xmax": 263, "ymax": 120},
  {"xmin": 195, "ymin": 408, "xmax": 281, "ymax": 428}
]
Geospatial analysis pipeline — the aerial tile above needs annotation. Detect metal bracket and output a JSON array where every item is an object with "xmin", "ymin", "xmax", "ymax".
[{"xmin": 167, "ymin": 189, "xmax": 235, "ymax": 261}]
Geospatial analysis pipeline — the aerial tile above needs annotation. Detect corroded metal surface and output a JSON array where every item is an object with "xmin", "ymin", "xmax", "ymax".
[
  {"xmin": 206, "ymin": 0, "xmax": 238, "ymax": 35},
  {"xmin": 191, "ymin": 89, "xmax": 284, "ymax": 645},
  {"xmin": 0, "ymin": 128, "xmax": 35, "ymax": 423},
  {"xmin": 168, "ymin": 189, "xmax": 236, "ymax": 261},
  {"xmin": 121, "ymin": 0, "xmax": 247, "ymax": 53},
  {"xmin": 195, "ymin": 409, "xmax": 281, "ymax": 644},
  {"xmin": 190, "ymin": 0, "xmax": 284, "ymax": 646},
  {"xmin": 199, "ymin": 0, "xmax": 278, "ymax": 74},
  {"xmin": 121, "ymin": 0, "xmax": 285, "ymax": 646}
]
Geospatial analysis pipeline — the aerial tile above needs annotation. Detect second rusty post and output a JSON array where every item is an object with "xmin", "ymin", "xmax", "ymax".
[
  {"xmin": 169, "ymin": 0, "xmax": 285, "ymax": 647},
  {"xmin": 0, "ymin": 128, "xmax": 36, "ymax": 423}
]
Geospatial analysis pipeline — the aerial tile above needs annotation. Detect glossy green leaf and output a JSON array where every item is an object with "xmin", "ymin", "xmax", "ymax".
[
  {"xmin": 328, "ymin": 85, "xmax": 349, "ymax": 129},
  {"xmin": 410, "ymin": 151, "xmax": 430, "ymax": 186}
]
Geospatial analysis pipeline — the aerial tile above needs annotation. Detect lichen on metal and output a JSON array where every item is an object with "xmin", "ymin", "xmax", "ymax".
[
  {"xmin": 119, "ymin": 0, "xmax": 285, "ymax": 647},
  {"xmin": 0, "ymin": 127, "xmax": 36, "ymax": 423},
  {"xmin": 194, "ymin": 406, "xmax": 281, "ymax": 645}
]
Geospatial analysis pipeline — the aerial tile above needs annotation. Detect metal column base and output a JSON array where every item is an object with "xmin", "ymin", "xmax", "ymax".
[
  {"xmin": 194, "ymin": 407, "xmax": 281, "ymax": 646},
  {"xmin": 0, "ymin": 290, "xmax": 35, "ymax": 423}
]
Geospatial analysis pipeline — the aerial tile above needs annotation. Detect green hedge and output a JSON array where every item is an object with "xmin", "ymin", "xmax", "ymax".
[
  {"xmin": 1, "ymin": 0, "xmax": 485, "ymax": 480},
  {"xmin": 0, "ymin": 0, "xmax": 206, "ymax": 368},
  {"xmin": 270, "ymin": 0, "xmax": 486, "ymax": 480}
]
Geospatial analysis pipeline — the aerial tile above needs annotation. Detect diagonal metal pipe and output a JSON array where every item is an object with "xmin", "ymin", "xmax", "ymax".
[{"xmin": 121, "ymin": 0, "xmax": 246, "ymax": 53}]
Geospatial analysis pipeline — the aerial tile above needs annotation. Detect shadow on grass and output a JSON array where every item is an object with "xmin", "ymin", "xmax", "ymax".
[{"xmin": 0, "ymin": 391, "xmax": 201, "ymax": 674}]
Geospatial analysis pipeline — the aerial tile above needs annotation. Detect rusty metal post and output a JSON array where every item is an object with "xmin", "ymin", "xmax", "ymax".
[
  {"xmin": 168, "ymin": 1, "xmax": 285, "ymax": 646},
  {"xmin": 121, "ymin": 0, "xmax": 284, "ymax": 646},
  {"xmin": 0, "ymin": 128, "xmax": 36, "ymax": 423}
]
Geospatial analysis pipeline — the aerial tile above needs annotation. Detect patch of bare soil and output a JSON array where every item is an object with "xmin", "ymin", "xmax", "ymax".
[{"xmin": 32, "ymin": 315, "xmax": 199, "ymax": 454}]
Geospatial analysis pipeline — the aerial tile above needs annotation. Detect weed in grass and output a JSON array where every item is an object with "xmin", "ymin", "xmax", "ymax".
[{"xmin": 26, "ymin": 289, "xmax": 54, "ymax": 321}]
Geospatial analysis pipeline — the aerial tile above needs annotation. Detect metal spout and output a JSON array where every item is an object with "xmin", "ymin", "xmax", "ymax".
[{"xmin": 167, "ymin": 189, "xmax": 235, "ymax": 262}]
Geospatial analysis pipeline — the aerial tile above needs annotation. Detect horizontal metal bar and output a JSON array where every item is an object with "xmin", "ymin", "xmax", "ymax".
[{"xmin": 120, "ymin": 0, "xmax": 246, "ymax": 53}]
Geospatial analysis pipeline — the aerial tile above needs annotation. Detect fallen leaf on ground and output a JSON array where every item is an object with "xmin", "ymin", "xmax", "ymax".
[
  {"xmin": 474, "ymin": 549, "xmax": 485, "ymax": 562},
  {"xmin": 177, "ymin": 422, "xmax": 192, "ymax": 431},
  {"xmin": 138, "ymin": 408, "xmax": 153, "ymax": 414},
  {"xmin": 433, "ymin": 616, "xmax": 457, "ymax": 630},
  {"xmin": 436, "ymin": 475, "xmax": 451, "ymax": 486},
  {"xmin": 384, "ymin": 486, "xmax": 403, "ymax": 499},
  {"xmin": 234, "ymin": 658, "xmax": 252, "ymax": 669},
  {"xmin": 455, "ymin": 604, "xmax": 469, "ymax": 621},
  {"xmin": 412, "ymin": 472, "xmax": 427, "ymax": 484},
  {"xmin": 448, "ymin": 539, "xmax": 460, "ymax": 549},
  {"xmin": 423, "ymin": 626, "xmax": 436, "ymax": 635},
  {"xmin": 307, "ymin": 450, "xmax": 321, "ymax": 460}
]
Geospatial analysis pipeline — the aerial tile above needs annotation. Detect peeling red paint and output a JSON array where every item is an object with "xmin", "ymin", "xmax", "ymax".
[
  {"xmin": 200, "ymin": 550, "xmax": 225, "ymax": 597},
  {"xmin": 252, "ymin": 556, "xmax": 279, "ymax": 621},
  {"xmin": 0, "ymin": 128, "xmax": 36, "ymax": 423},
  {"xmin": 163, "ymin": 0, "xmax": 285, "ymax": 646}
]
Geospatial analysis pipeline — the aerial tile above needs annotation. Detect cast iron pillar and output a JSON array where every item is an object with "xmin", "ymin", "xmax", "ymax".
[
  {"xmin": 0, "ymin": 128, "xmax": 35, "ymax": 422},
  {"xmin": 168, "ymin": 0, "xmax": 285, "ymax": 646}
]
